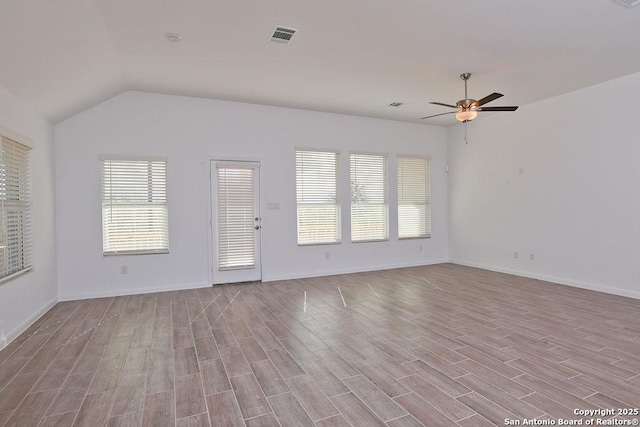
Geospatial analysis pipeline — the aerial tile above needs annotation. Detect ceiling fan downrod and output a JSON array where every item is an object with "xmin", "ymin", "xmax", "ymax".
[{"xmin": 461, "ymin": 73, "xmax": 471, "ymax": 100}]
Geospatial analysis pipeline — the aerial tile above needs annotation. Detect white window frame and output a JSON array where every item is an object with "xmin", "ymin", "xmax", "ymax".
[
  {"xmin": 0, "ymin": 134, "xmax": 33, "ymax": 283},
  {"xmin": 100, "ymin": 156, "xmax": 169, "ymax": 256},
  {"xmin": 350, "ymin": 152, "xmax": 389, "ymax": 243},
  {"xmin": 397, "ymin": 155, "xmax": 431, "ymax": 239},
  {"xmin": 295, "ymin": 148, "xmax": 341, "ymax": 246}
]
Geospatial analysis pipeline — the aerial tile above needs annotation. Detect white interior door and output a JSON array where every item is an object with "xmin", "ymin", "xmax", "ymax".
[{"xmin": 211, "ymin": 160, "xmax": 261, "ymax": 284}]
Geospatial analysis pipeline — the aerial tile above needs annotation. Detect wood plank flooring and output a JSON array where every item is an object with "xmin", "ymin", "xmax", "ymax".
[{"xmin": 1, "ymin": 263, "xmax": 639, "ymax": 426}]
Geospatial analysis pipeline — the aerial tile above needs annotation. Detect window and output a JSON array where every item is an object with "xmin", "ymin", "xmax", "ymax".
[
  {"xmin": 398, "ymin": 156, "xmax": 431, "ymax": 239},
  {"xmin": 0, "ymin": 136, "xmax": 32, "ymax": 281},
  {"xmin": 296, "ymin": 149, "xmax": 340, "ymax": 245},
  {"xmin": 216, "ymin": 164, "xmax": 257, "ymax": 269},
  {"xmin": 350, "ymin": 153, "xmax": 388, "ymax": 242},
  {"xmin": 101, "ymin": 157, "xmax": 168, "ymax": 255}
]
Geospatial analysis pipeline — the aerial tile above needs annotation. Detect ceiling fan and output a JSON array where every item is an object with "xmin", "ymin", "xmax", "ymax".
[{"xmin": 421, "ymin": 73, "xmax": 518, "ymax": 122}]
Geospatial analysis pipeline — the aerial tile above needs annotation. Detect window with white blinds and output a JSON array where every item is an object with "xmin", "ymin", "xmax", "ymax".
[
  {"xmin": 397, "ymin": 156, "xmax": 431, "ymax": 239},
  {"xmin": 350, "ymin": 153, "xmax": 388, "ymax": 242},
  {"xmin": 217, "ymin": 165, "xmax": 256, "ymax": 270},
  {"xmin": 0, "ymin": 136, "xmax": 32, "ymax": 281},
  {"xmin": 101, "ymin": 158, "xmax": 168, "ymax": 255},
  {"xmin": 296, "ymin": 150, "xmax": 341, "ymax": 245}
]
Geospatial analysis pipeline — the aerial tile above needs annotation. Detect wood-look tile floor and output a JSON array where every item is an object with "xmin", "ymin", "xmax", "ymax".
[{"xmin": 1, "ymin": 263, "xmax": 639, "ymax": 426}]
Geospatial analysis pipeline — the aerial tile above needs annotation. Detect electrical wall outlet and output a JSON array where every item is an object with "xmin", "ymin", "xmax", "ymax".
[
  {"xmin": 325, "ymin": 252, "xmax": 330, "ymax": 259},
  {"xmin": 513, "ymin": 251, "xmax": 519, "ymax": 259},
  {"xmin": 419, "ymin": 245, "xmax": 423, "ymax": 252},
  {"xmin": 120, "ymin": 265, "xmax": 128, "ymax": 274},
  {"xmin": 530, "ymin": 253, "xmax": 535, "ymax": 261}
]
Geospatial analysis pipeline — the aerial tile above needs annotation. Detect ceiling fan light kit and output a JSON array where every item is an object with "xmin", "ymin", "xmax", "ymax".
[
  {"xmin": 456, "ymin": 110, "xmax": 477, "ymax": 122},
  {"xmin": 421, "ymin": 73, "xmax": 519, "ymax": 123}
]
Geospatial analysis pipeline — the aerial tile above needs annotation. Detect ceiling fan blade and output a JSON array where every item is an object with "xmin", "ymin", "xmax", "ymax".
[
  {"xmin": 429, "ymin": 102, "xmax": 457, "ymax": 109},
  {"xmin": 473, "ymin": 92, "xmax": 503, "ymax": 107},
  {"xmin": 477, "ymin": 106, "xmax": 519, "ymax": 112},
  {"xmin": 420, "ymin": 111, "xmax": 456, "ymax": 120}
]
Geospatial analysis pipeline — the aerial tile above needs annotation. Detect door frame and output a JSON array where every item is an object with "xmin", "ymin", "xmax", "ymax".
[{"xmin": 206, "ymin": 156, "xmax": 263, "ymax": 285}]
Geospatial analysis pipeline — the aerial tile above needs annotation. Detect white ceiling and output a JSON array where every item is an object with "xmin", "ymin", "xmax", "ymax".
[{"xmin": 1, "ymin": 0, "xmax": 639, "ymax": 126}]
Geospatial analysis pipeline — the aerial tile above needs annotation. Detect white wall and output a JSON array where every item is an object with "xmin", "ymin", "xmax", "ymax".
[
  {"xmin": 448, "ymin": 71, "xmax": 640, "ymax": 299},
  {"xmin": 54, "ymin": 92, "xmax": 448, "ymax": 300},
  {"xmin": 0, "ymin": 85, "xmax": 57, "ymax": 349}
]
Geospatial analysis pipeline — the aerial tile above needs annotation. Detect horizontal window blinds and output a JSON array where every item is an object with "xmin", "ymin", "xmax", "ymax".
[
  {"xmin": 398, "ymin": 156, "xmax": 431, "ymax": 239},
  {"xmin": 101, "ymin": 159, "xmax": 168, "ymax": 255},
  {"xmin": 350, "ymin": 153, "xmax": 388, "ymax": 242},
  {"xmin": 217, "ymin": 165, "xmax": 255, "ymax": 270},
  {"xmin": 296, "ymin": 150, "xmax": 341, "ymax": 245},
  {"xmin": 0, "ymin": 136, "xmax": 32, "ymax": 280}
]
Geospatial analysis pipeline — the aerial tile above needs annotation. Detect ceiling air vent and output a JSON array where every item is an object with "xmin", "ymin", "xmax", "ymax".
[
  {"xmin": 388, "ymin": 102, "xmax": 405, "ymax": 107},
  {"xmin": 612, "ymin": 0, "xmax": 640, "ymax": 7},
  {"xmin": 271, "ymin": 26, "xmax": 297, "ymax": 43}
]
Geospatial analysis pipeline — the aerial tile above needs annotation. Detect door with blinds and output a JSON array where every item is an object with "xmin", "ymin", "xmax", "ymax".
[{"xmin": 210, "ymin": 161, "xmax": 261, "ymax": 284}]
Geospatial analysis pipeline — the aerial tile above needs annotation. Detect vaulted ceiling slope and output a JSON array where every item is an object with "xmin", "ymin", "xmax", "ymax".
[{"xmin": 1, "ymin": 0, "xmax": 639, "ymax": 126}]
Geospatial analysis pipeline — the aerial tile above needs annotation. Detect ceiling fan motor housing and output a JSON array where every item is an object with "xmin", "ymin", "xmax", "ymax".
[{"xmin": 456, "ymin": 99, "xmax": 477, "ymax": 110}]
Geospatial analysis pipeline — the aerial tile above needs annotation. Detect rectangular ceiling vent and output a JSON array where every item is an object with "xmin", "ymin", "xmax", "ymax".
[
  {"xmin": 612, "ymin": 0, "xmax": 640, "ymax": 7},
  {"xmin": 388, "ymin": 102, "xmax": 405, "ymax": 107},
  {"xmin": 271, "ymin": 26, "xmax": 297, "ymax": 43}
]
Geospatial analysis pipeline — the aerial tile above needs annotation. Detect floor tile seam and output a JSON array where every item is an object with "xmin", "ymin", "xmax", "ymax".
[
  {"xmin": 542, "ymin": 335, "xmax": 608, "ymax": 353},
  {"xmin": 454, "ymin": 354, "xmax": 502, "ymax": 371},
  {"xmin": 584, "ymin": 389, "xmax": 639, "ymax": 409},
  {"xmin": 447, "ymin": 376, "xmax": 532, "ymax": 419},
  {"xmin": 329, "ymin": 390, "xmax": 388, "ymax": 425},
  {"xmin": 340, "ymin": 375, "xmax": 408, "ymax": 423},
  {"xmin": 193, "ymin": 291, "xmax": 217, "ymax": 426},
  {"xmin": 313, "ymin": 412, "xmax": 352, "ymax": 425},
  {"xmin": 520, "ymin": 390, "xmax": 573, "ymax": 413},
  {"xmin": 384, "ymin": 412, "xmax": 412, "ymax": 424},
  {"xmin": 103, "ymin": 295, "xmax": 140, "ymax": 421},
  {"xmin": 243, "ymin": 375, "xmax": 284, "ymax": 425},
  {"xmin": 513, "ymin": 368, "xmax": 600, "ymax": 401},
  {"xmin": 30, "ymin": 297, "xmax": 119, "ymax": 424},
  {"xmin": 586, "ymin": 338, "xmax": 640, "ymax": 357},
  {"xmin": 394, "ymin": 390, "xmax": 464, "ymax": 425},
  {"xmin": 390, "ymin": 391, "xmax": 412, "ymax": 399},
  {"xmin": 511, "ymin": 370, "xmax": 598, "ymax": 406},
  {"xmin": 455, "ymin": 412, "xmax": 479, "ymax": 423},
  {"xmin": 455, "ymin": 390, "xmax": 474, "ymax": 399},
  {"xmin": 558, "ymin": 357, "xmax": 637, "ymax": 381},
  {"xmin": 509, "ymin": 347, "xmax": 571, "ymax": 372},
  {"xmin": 518, "ymin": 391, "xmax": 536, "ymax": 399},
  {"xmin": 264, "ymin": 340, "xmax": 307, "ymax": 380},
  {"xmin": 580, "ymin": 376, "xmax": 640, "ymax": 403},
  {"xmin": 0, "ymin": 303, "xmax": 80, "ymax": 395},
  {"xmin": 283, "ymin": 359, "xmax": 346, "ymax": 422},
  {"xmin": 452, "ymin": 363, "xmax": 538, "ymax": 398},
  {"xmin": 140, "ymin": 295, "xmax": 174, "ymax": 425},
  {"xmin": 169, "ymin": 293, "xmax": 185, "ymax": 426},
  {"xmin": 208, "ymin": 298, "xmax": 248, "ymax": 427},
  {"xmin": 551, "ymin": 345, "xmax": 625, "ymax": 366}
]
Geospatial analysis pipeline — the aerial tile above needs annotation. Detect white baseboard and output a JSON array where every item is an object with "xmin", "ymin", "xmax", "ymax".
[
  {"xmin": 58, "ymin": 281, "xmax": 210, "ymax": 301},
  {"xmin": 1, "ymin": 296, "xmax": 58, "ymax": 351},
  {"xmin": 450, "ymin": 259, "xmax": 640, "ymax": 300},
  {"xmin": 262, "ymin": 259, "xmax": 450, "ymax": 282}
]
